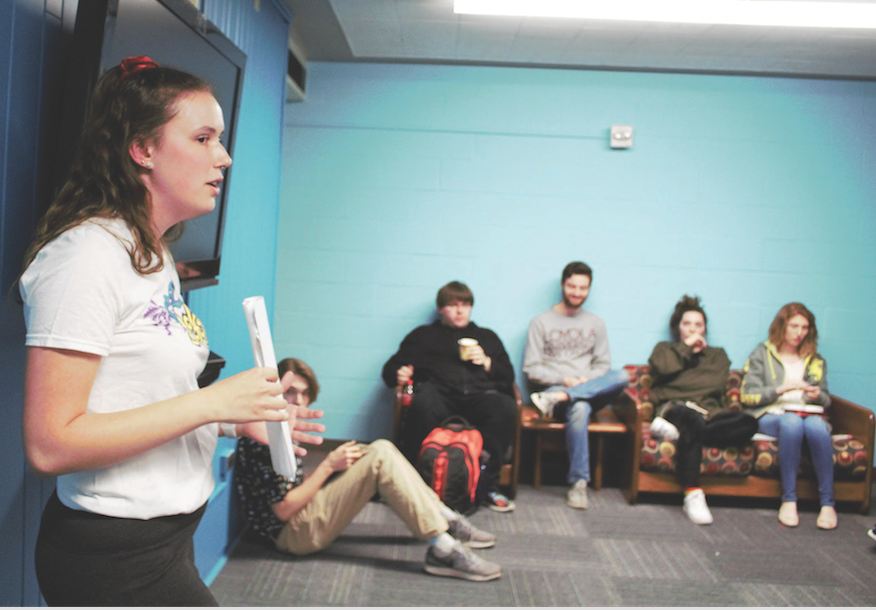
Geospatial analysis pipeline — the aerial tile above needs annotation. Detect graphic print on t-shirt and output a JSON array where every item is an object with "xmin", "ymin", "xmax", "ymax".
[
  {"xmin": 143, "ymin": 281, "xmax": 208, "ymax": 347},
  {"xmin": 543, "ymin": 328, "xmax": 596, "ymax": 359}
]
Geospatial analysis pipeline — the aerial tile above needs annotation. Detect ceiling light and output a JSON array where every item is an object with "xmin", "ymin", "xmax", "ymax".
[{"xmin": 454, "ymin": 0, "xmax": 876, "ymax": 29}]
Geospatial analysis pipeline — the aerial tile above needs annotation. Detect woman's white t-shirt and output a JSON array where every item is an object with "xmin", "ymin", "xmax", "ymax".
[
  {"xmin": 777, "ymin": 357, "xmax": 806, "ymax": 405},
  {"xmin": 20, "ymin": 218, "xmax": 215, "ymax": 519}
]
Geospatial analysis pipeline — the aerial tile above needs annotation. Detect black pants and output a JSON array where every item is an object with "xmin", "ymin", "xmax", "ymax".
[
  {"xmin": 661, "ymin": 404, "xmax": 759, "ymax": 489},
  {"xmin": 400, "ymin": 382, "xmax": 517, "ymax": 494},
  {"xmin": 35, "ymin": 491, "xmax": 218, "ymax": 607}
]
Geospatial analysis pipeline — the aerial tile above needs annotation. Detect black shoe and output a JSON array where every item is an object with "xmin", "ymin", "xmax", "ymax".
[{"xmin": 868, "ymin": 526, "xmax": 876, "ymax": 543}]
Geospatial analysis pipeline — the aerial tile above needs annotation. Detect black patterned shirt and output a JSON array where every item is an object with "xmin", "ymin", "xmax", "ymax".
[{"xmin": 234, "ymin": 437, "xmax": 304, "ymax": 540}]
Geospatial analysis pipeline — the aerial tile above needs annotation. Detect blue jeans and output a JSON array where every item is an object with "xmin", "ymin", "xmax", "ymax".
[
  {"xmin": 758, "ymin": 412, "xmax": 834, "ymax": 506},
  {"xmin": 543, "ymin": 369, "xmax": 630, "ymax": 484}
]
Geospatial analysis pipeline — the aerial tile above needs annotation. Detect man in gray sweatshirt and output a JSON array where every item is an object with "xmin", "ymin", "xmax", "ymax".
[{"xmin": 523, "ymin": 261, "xmax": 629, "ymax": 510}]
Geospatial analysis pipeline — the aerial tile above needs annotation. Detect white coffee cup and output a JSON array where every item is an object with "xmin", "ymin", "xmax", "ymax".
[{"xmin": 458, "ymin": 338, "xmax": 478, "ymax": 360}]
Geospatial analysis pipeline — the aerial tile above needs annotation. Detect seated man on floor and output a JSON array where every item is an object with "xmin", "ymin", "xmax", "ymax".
[
  {"xmin": 381, "ymin": 281, "xmax": 518, "ymax": 513},
  {"xmin": 524, "ymin": 261, "xmax": 630, "ymax": 510},
  {"xmin": 235, "ymin": 357, "xmax": 502, "ymax": 582}
]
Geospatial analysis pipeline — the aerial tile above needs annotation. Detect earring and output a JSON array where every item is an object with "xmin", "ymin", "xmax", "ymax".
[{"xmin": 143, "ymin": 161, "xmax": 153, "ymax": 168}]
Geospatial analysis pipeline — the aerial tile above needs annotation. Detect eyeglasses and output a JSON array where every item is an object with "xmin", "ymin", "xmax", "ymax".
[{"xmin": 285, "ymin": 387, "xmax": 310, "ymax": 404}]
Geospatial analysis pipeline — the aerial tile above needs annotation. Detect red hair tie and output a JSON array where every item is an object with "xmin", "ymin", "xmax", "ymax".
[{"xmin": 119, "ymin": 56, "xmax": 159, "ymax": 81}]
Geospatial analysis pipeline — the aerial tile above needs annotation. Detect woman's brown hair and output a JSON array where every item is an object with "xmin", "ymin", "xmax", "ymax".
[
  {"xmin": 20, "ymin": 59, "xmax": 211, "ymax": 280},
  {"xmin": 768, "ymin": 302, "xmax": 819, "ymax": 357},
  {"xmin": 668, "ymin": 294, "xmax": 707, "ymax": 342}
]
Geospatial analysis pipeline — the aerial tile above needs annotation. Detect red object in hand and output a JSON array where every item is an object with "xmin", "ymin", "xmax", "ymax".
[{"xmin": 402, "ymin": 380, "xmax": 413, "ymax": 406}]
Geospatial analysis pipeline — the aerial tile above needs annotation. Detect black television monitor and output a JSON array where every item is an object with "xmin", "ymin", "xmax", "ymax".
[{"xmin": 56, "ymin": 0, "xmax": 246, "ymax": 292}]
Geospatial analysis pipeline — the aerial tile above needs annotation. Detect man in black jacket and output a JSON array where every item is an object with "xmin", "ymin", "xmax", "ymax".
[{"xmin": 382, "ymin": 281, "xmax": 518, "ymax": 512}]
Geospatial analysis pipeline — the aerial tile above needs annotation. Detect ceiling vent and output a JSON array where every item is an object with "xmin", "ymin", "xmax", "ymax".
[{"xmin": 286, "ymin": 46, "xmax": 306, "ymax": 103}]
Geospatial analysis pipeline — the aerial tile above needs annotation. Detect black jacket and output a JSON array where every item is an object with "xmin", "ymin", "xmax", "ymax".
[{"xmin": 381, "ymin": 320, "xmax": 515, "ymax": 399}]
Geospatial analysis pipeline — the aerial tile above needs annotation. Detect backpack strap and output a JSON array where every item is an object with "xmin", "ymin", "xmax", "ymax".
[{"xmin": 439, "ymin": 415, "xmax": 475, "ymax": 431}]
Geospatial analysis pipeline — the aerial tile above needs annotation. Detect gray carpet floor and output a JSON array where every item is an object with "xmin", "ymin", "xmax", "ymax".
[{"xmin": 210, "ymin": 481, "xmax": 876, "ymax": 606}]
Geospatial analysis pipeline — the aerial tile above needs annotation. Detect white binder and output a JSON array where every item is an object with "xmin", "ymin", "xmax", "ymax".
[{"xmin": 242, "ymin": 296, "xmax": 297, "ymax": 479}]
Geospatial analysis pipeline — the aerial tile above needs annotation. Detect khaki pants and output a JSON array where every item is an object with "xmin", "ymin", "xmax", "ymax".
[{"xmin": 273, "ymin": 439, "xmax": 449, "ymax": 555}]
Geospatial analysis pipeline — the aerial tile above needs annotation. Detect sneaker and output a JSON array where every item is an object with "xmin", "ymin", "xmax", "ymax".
[
  {"xmin": 485, "ymin": 491, "xmax": 516, "ymax": 513},
  {"xmin": 683, "ymin": 489, "xmax": 713, "ymax": 525},
  {"xmin": 447, "ymin": 512, "xmax": 497, "ymax": 549},
  {"xmin": 567, "ymin": 479, "xmax": 589, "ymax": 510},
  {"xmin": 650, "ymin": 416, "xmax": 679, "ymax": 442},
  {"xmin": 868, "ymin": 526, "xmax": 876, "ymax": 542},
  {"xmin": 424, "ymin": 540, "xmax": 502, "ymax": 582},
  {"xmin": 530, "ymin": 392, "xmax": 560, "ymax": 418}
]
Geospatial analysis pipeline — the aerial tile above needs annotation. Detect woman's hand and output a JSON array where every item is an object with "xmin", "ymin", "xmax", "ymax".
[
  {"xmin": 325, "ymin": 440, "xmax": 362, "ymax": 472},
  {"xmin": 803, "ymin": 385, "xmax": 822, "ymax": 400},
  {"xmin": 684, "ymin": 332, "xmax": 707, "ymax": 353},
  {"xmin": 777, "ymin": 379, "xmax": 810, "ymax": 394},
  {"xmin": 207, "ymin": 367, "xmax": 290, "ymax": 424}
]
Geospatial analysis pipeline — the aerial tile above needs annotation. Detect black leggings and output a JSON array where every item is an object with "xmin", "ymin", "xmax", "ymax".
[
  {"xmin": 35, "ymin": 492, "xmax": 218, "ymax": 607},
  {"xmin": 662, "ymin": 404, "xmax": 759, "ymax": 489}
]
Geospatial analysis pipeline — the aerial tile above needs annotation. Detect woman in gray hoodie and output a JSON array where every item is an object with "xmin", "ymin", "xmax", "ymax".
[{"xmin": 741, "ymin": 303, "xmax": 833, "ymax": 530}]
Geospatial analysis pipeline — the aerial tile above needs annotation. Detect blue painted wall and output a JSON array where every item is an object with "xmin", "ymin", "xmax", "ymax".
[
  {"xmin": 0, "ymin": 0, "xmax": 290, "ymax": 604},
  {"xmin": 191, "ymin": 0, "xmax": 291, "ymax": 583},
  {"xmin": 275, "ymin": 62, "xmax": 876, "ymax": 442},
  {"xmin": 1, "ymin": 0, "xmax": 74, "ymax": 605}
]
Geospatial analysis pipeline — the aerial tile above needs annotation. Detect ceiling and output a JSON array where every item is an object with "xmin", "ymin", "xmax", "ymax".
[{"xmin": 281, "ymin": 0, "xmax": 876, "ymax": 80}]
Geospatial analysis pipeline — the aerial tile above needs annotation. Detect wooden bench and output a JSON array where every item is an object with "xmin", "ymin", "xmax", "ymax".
[
  {"xmin": 520, "ymin": 403, "xmax": 630, "ymax": 490},
  {"xmin": 621, "ymin": 364, "xmax": 875, "ymax": 513}
]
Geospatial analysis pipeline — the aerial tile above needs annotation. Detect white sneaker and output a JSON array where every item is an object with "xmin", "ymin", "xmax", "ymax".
[
  {"xmin": 683, "ymin": 489, "xmax": 713, "ymax": 525},
  {"xmin": 650, "ymin": 416, "xmax": 679, "ymax": 441},
  {"xmin": 567, "ymin": 479, "xmax": 589, "ymax": 510},
  {"xmin": 530, "ymin": 392, "xmax": 561, "ymax": 418}
]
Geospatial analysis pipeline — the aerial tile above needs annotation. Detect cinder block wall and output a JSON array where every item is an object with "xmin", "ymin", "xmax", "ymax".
[{"xmin": 275, "ymin": 62, "xmax": 876, "ymax": 442}]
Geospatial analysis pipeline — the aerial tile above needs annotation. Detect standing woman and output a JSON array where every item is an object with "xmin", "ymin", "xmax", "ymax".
[
  {"xmin": 19, "ymin": 57, "xmax": 323, "ymax": 605},
  {"xmin": 741, "ymin": 303, "xmax": 834, "ymax": 529}
]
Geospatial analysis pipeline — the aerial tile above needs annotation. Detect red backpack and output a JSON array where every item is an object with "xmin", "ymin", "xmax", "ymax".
[{"xmin": 417, "ymin": 417, "xmax": 484, "ymax": 515}]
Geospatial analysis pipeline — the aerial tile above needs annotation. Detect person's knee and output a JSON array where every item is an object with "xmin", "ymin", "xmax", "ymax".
[
  {"xmin": 609, "ymin": 368, "xmax": 631, "ymax": 386},
  {"xmin": 779, "ymin": 413, "xmax": 804, "ymax": 434},
  {"xmin": 480, "ymin": 394, "xmax": 518, "ymax": 428},
  {"xmin": 370, "ymin": 438, "xmax": 396, "ymax": 456},
  {"xmin": 493, "ymin": 394, "xmax": 518, "ymax": 416},
  {"xmin": 803, "ymin": 416, "xmax": 830, "ymax": 437}
]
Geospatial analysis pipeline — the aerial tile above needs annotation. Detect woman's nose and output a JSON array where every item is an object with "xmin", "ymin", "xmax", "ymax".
[{"xmin": 217, "ymin": 145, "xmax": 232, "ymax": 168}]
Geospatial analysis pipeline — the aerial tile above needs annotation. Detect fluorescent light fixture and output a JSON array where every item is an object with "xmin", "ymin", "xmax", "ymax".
[{"xmin": 454, "ymin": 0, "xmax": 876, "ymax": 29}]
